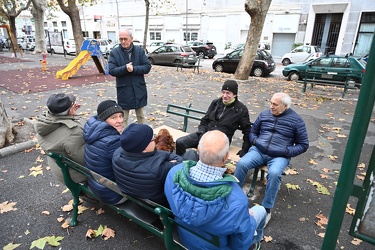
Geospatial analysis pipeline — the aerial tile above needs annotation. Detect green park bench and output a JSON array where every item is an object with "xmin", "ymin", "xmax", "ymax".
[
  {"xmin": 175, "ymin": 57, "xmax": 203, "ymax": 73},
  {"xmin": 297, "ymin": 69, "xmax": 358, "ymax": 98},
  {"xmin": 48, "ymin": 152, "xmax": 221, "ymax": 250}
]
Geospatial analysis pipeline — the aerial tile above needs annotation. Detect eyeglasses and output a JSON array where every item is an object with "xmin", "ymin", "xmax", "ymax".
[{"xmin": 119, "ymin": 38, "xmax": 131, "ymax": 42}]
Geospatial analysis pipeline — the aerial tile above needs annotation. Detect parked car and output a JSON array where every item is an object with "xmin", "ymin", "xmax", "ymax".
[
  {"xmin": 17, "ymin": 36, "xmax": 35, "ymax": 51},
  {"xmin": 281, "ymin": 45, "xmax": 322, "ymax": 66},
  {"xmin": 147, "ymin": 44, "xmax": 197, "ymax": 66},
  {"xmin": 187, "ymin": 41, "xmax": 217, "ymax": 59},
  {"xmin": 224, "ymin": 43, "xmax": 271, "ymax": 55},
  {"xmin": 47, "ymin": 39, "xmax": 76, "ymax": 55},
  {"xmin": 212, "ymin": 49, "xmax": 276, "ymax": 77},
  {"xmin": 146, "ymin": 41, "xmax": 166, "ymax": 53},
  {"xmin": 282, "ymin": 54, "xmax": 366, "ymax": 86},
  {"xmin": 97, "ymin": 39, "xmax": 113, "ymax": 56}
]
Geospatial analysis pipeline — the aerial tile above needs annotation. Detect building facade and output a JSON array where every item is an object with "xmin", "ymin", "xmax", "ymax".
[{"xmin": 15, "ymin": 0, "xmax": 374, "ymax": 57}]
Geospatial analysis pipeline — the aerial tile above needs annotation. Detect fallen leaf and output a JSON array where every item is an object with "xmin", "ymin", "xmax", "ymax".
[
  {"xmin": 309, "ymin": 159, "xmax": 318, "ymax": 165},
  {"xmin": 320, "ymin": 174, "xmax": 329, "ymax": 179},
  {"xmin": 41, "ymin": 210, "xmax": 50, "ymax": 215},
  {"xmin": 263, "ymin": 235, "xmax": 273, "ymax": 242},
  {"xmin": 86, "ymin": 228, "xmax": 97, "ymax": 238},
  {"xmin": 285, "ymin": 183, "xmax": 301, "ymax": 191},
  {"xmin": 97, "ymin": 208, "xmax": 105, "ymax": 215},
  {"xmin": 351, "ymin": 238, "xmax": 362, "ymax": 246},
  {"xmin": 78, "ymin": 205, "xmax": 88, "ymax": 214},
  {"xmin": 328, "ymin": 155, "xmax": 338, "ymax": 161},
  {"xmin": 0, "ymin": 201, "xmax": 18, "ymax": 213},
  {"xmin": 337, "ymin": 134, "xmax": 347, "ymax": 138},
  {"xmin": 317, "ymin": 232, "xmax": 325, "ymax": 238},
  {"xmin": 61, "ymin": 220, "xmax": 70, "ymax": 229},
  {"xmin": 3, "ymin": 243, "xmax": 22, "ymax": 250},
  {"xmin": 356, "ymin": 175, "xmax": 365, "ymax": 181},
  {"xmin": 346, "ymin": 204, "xmax": 355, "ymax": 215},
  {"xmin": 57, "ymin": 217, "xmax": 64, "ymax": 222},
  {"xmin": 25, "ymin": 230, "xmax": 30, "ymax": 235},
  {"xmin": 102, "ymin": 227, "xmax": 115, "ymax": 240},
  {"xmin": 61, "ymin": 204, "xmax": 73, "ymax": 212},
  {"xmin": 289, "ymin": 169, "xmax": 299, "ymax": 175},
  {"xmin": 322, "ymin": 168, "xmax": 330, "ymax": 173}
]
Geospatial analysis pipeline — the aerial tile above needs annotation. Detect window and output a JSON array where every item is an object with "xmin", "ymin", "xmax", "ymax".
[
  {"xmin": 191, "ymin": 33, "xmax": 198, "ymax": 41},
  {"xmin": 150, "ymin": 31, "xmax": 161, "ymax": 41},
  {"xmin": 332, "ymin": 58, "xmax": 349, "ymax": 68},
  {"xmin": 61, "ymin": 21, "xmax": 67, "ymax": 27},
  {"xmin": 53, "ymin": 22, "xmax": 57, "ymax": 27}
]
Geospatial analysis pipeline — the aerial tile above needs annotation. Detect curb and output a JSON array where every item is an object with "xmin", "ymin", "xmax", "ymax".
[{"xmin": 0, "ymin": 117, "xmax": 37, "ymax": 158}]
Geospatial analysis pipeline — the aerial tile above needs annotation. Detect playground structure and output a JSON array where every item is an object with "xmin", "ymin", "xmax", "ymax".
[
  {"xmin": 0, "ymin": 24, "xmax": 23, "ymax": 57},
  {"xmin": 56, "ymin": 39, "xmax": 109, "ymax": 80}
]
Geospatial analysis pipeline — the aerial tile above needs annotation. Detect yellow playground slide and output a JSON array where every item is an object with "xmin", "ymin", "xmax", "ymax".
[{"xmin": 56, "ymin": 50, "xmax": 91, "ymax": 80}]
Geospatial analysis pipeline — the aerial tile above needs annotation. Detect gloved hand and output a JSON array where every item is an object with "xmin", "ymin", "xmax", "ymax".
[{"xmin": 237, "ymin": 149, "xmax": 247, "ymax": 158}]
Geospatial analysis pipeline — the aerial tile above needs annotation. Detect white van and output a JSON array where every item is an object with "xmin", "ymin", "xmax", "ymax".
[{"xmin": 46, "ymin": 39, "xmax": 76, "ymax": 55}]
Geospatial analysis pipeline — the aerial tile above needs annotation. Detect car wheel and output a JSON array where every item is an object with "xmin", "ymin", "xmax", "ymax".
[
  {"xmin": 282, "ymin": 58, "xmax": 291, "ymax": 66},
  {"xmin": 148, "ymin": 58, "xmax": 154, "ymax": 65},
  {"xmin": 288, "ymin": 71, "xmax": 299, "ymax": 81},
  {"xmin": 252, "ymin": 67, "xmax": 264, "ymax": 77},
  {"xmin": 174, "ymin": 59, "xmax": 182, "ymax": 65},
  {"xmin": 208, "ymin": 55, "xmax": 214, "ymax": 59},
  {"xmin": 214, "ymin": 64, "xmax": 224, "ymax": 72},
  {"xmin": 51, "ymin": 49, "xmax": 55, "ymax": 54},
  {"xmin": 198, "ymin": 51, "xmax": 205, "ymax": 58}
]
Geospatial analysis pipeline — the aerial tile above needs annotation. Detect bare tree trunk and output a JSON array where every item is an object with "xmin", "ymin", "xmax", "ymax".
[
  {"xmin": 56, "ymin": 0, "xmax": 84, "ymax": 54},
  {"xmin": 31, "ymin": 0, "xmax": 47, "ymax": 54},
  {"xmin": 143, "ymin": 0, "xmax": 150, "ymax": 51},
  {"xmin": 0, "ymin": 100, "xmax": 15, "ymax": 148},
  {"xmin": 234, "ymin": 0, "xmax": 272, "ymax": 80}
]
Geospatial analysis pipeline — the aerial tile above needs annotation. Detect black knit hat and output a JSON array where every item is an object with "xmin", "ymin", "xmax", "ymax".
[
  {"xmin": 120, "ymin": 123, "xmax": 153, "ymax": 153},
  {"xmin": 47, "ymin": 93, "xmax": 76, "ymax": 114},
  {"xmin": 97, "ymin": 100, "xmax": 123, "ymax": 121},
  {"xmin": 221, "ymin": 80, "xmax": 238, "ymax": 95}
]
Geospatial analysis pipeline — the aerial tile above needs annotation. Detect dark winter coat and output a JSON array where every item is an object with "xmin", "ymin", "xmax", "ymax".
[
  {"xmin": 250, "ymin": 108, "xmax": 309, "ymax": 158},
  {"xmin": 198, "ymin": 98, "xmax": 251, "ymax": 152},
  {"xmin": 108, "ymin": 44, "xmax": 151, "ymax": 110},
  {"xmin": 83, "ymin": 116, "xmax": 124, "ymax": 204},
  {"xmin": 112, "ymin": 148, "xmax": 183, "ymax": 206}
]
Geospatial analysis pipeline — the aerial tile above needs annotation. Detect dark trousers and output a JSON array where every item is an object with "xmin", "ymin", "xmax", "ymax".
[{"xmin": 176, "ymin": 132, "xmax": 201, "ymax": 156}]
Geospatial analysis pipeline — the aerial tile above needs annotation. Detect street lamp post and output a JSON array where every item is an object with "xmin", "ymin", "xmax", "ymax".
[{"xmin": 185, "ymin": 0, "xmax": 188, "ymax": 43}]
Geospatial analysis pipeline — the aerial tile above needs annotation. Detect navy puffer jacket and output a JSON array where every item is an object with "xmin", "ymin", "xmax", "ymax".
[
  {"xmin": 112, "ymin": 148, "xmax": 183, "ymax": 206},
  {"xmin": 84, "ymin": 116, "xmax": 123, "ymax": 204},
  {"xmin": 250, "ymin": 108, "xmax": 309, "ymax": 158}
]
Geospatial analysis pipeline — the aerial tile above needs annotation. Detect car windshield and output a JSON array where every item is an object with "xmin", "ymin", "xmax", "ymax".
[
  {"xmin": 314, "ymin": 46, "xmax": 322, "ymax": 52},
  {"xmin": 259, "ymin": 50, "xmax": 272, "ymax": 59}
]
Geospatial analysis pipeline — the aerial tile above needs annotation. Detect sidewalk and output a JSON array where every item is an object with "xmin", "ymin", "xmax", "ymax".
[{"xmin": 0, "ymin": 49, "xmax": 373, "ymax": 249}]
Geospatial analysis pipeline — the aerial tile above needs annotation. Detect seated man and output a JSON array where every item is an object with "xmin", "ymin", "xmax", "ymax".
[
  {"xmin": 84, "ymin": 100, "xmax": 127, "ymax": 205},
  {"xmin": 34, "ymin": 93, "xmax": 86, "ymax": 184},
  {"xmin": 234, "ymin": 92, "xmax": 309, "ymax": 226},
  {"xmin": 176, "ymin": 80, "xmax": 251, "ymax": 157},
  {"xmin": 165, "ymin": 130, "xmax": 266, "ymax": 250},
  {"xmin": 112, "ymin": 123, "xmax": 193, "ymax": 207}
]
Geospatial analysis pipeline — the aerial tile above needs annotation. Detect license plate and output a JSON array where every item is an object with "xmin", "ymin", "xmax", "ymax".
[{"xmin": 188, "ymin": 55, "xmax": 194, "ymax": 58}]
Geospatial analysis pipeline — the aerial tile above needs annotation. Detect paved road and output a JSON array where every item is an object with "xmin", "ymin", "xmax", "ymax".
[{"xmin": 1, "ymin": 49, "xmax": 374, "ymax": 250}]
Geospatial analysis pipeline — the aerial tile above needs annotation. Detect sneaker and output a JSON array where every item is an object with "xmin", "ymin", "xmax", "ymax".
[
  {"xmin": 250, "ymin": 242, "xmax": 261, "ymax": 250},
  {"xmin": 264, "ymin": 212, "xmax": 271, "ymax": 227}
]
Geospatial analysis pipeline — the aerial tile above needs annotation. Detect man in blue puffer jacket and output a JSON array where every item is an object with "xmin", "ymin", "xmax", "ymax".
[
  {"xmin": 234, "ymin": 92, "xmax": 309, "ymax": 227},
  {"xmin": 165, "ymin": 130, "xmax": 266, "ymax": 250},
  {"xmin": 84, "ymin": 100, "xmax": 127, "ymax": 205}
]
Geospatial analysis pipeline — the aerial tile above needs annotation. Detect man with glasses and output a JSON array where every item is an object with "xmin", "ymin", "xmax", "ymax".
[
  {"xmin": 234, "ymin": 92, "xmax": 309, "ymax": 227},
  {"xmin": 108, "ymin": 29, "xmax": 152, "ymax": 129},
  {"xmin": 175, "ymin": 80, "xmax": 251, "ymax": 158},
  {"xmin": 34, "ymin": 93, "xmax": 86, "ymax": 184}
]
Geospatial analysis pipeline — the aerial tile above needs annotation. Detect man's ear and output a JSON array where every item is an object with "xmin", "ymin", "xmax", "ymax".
[{"xmin": 223, "ymin": 152, "xmax": 230, "ymax": 162}]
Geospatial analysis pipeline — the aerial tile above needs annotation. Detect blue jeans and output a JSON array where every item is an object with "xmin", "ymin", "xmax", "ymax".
[
  {"xmin": 234, "ymin": 146, "xmax": 290, "ymax": 209},
  {"xmin": 249, "ymin": 205, "xmax": 267, "ymax": 244}
]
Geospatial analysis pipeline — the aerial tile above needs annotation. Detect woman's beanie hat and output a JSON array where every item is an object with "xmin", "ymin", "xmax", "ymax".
[
  {"xmin": 120, "ymin": 123, "xmax": 153, "ymax": 153},
  {"xmin": 47, "ymin": 93, "xmax": 76, "ymax": 114},
  {"xmin": 221, "ymin": 80, "xmax": 238, "ymax": 95},
  {"xmin": 97, "ymin": 100, "xmax": 123, "ymax": 121}
]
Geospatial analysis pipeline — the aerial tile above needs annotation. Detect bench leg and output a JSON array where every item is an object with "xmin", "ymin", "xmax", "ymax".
[
  {"xmin": 69, "ymin": 189, "xmax": 81, "ymax": 226},
  {"xmin": 247, "ymin": 168, "xmax": 260, "ymax": 197}
]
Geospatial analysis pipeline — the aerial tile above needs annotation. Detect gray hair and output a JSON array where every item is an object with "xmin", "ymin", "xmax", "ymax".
[
  {"xmin": 274, "ymin": 92, "xmax": 292, "ymax": 109},
  {"xmin": 198, "ymin": 130, "xmax": 229, "ymax": 166}
]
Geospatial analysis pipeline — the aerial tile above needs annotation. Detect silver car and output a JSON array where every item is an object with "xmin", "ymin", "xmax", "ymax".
[{"xmin": 147, "ymin": 44, "xmax": 197, "ymax": 66}]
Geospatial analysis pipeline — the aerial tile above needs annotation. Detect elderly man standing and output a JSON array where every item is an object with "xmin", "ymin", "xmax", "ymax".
[
  {"xmin": 165, "ymin": 130, "xmax": 266, "ymax": 250},
  {"xmin": 234, "ymin": 92, "xmax": 309, "ymax": 226},
  {"xmin": 108, "ymin": 29, "xmax": 151, "ymax": 128}
]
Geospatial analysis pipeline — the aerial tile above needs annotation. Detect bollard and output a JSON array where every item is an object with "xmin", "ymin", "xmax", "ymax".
[{"xmin": 40, "ymin": 52, "xmax": 47, "ymax": 71}]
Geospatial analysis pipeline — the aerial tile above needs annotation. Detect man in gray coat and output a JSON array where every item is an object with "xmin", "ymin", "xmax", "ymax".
[
  {"xmin": 34, "ymin": 93, "xmax": 86, "ymax": 184},
  {"xmin": 108, "ymin": 29, "xmax": 152, "ymax": 128}
]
